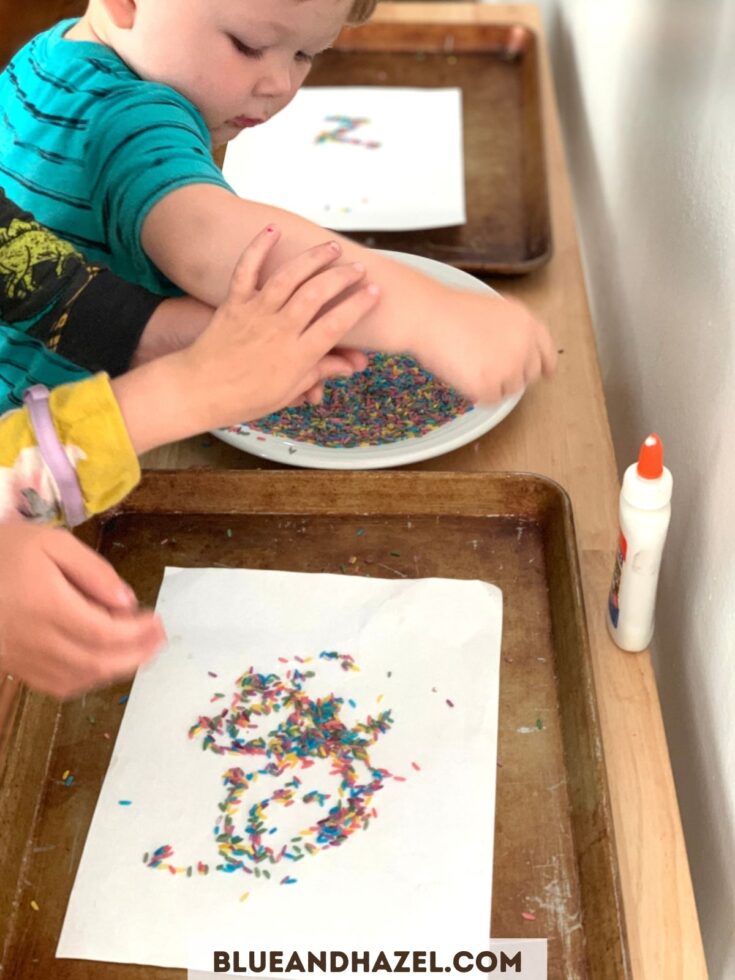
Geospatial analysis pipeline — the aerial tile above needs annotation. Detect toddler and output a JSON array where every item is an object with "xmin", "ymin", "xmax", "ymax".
[{"xmin": 0, "ymin": 0, "xmax": 556, "ymax": 404}]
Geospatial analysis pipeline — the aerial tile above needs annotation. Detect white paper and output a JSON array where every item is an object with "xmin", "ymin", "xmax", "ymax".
[
  {"xmin": 223, "ymin": 87, "xmax": 466, "ymax": 231},
  {"xmin": 58, "ymin": 568, "xmax": 501, "ymax": 972}
]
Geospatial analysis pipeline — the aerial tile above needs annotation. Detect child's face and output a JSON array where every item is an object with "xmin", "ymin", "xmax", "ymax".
[{"xmin": 121, "ymin": 0, "xmax": 353, "ymax": 144}]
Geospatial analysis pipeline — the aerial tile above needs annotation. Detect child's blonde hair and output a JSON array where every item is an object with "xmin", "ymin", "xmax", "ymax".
[{"xmin": 348, "ymin": 0, "xmax": 377, "ymax": 25}]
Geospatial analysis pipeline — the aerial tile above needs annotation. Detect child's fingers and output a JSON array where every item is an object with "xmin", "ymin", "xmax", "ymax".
[
  {"xmin": 31, "ymin": 629, "xmax": 160, "ymax": 700},
  {"xmin": 301, "ymin": 355, "xmax": 359, "ymax": 394},
  {"xmin": 8, "ymin": 613, "xmax": 162, "ymax": 700},
  {"xmin": 285, "ymin": 393, "xmax": 309, "ymax": 408},
  {"xmin": 304, "ymin": 382, "xmax": 325, "ymax": 405},
  {"xmin": 311, "ymin": 351, "xmax": 363, "ymax": 379},
  {"xmin": 500, "ymin": 371, "xmax": 525, "ymax": 401},
  {"xmin": 284, "ymin": 263, "xmax": 369, "ymax": 330},
  {"xmin": 227, "ymin": 225, "xmax": 282, "ymax": 301},
  {"xmin": 523, "ymin": 345, "xmax": 543, "ymax": 387},
  {"xmin": 535, "ymin": 320, "xmax": 558, "ymax": 376},
  {"xmin": 259, "ymin": 241, "xmax": 344, "ymax": 311},
  {"xmin": 86, "ymin": 633, "xmax": 165, "ymax": 687},
  {"xmin": 46, "ymin": 529, "xmax": 137, "ymax": 610},
  {"xmin": 301, "ymin": 284, "xmax": 381, "ymax": 361},
  {"xmin": 332, "ymin": 347, "xmax": 369, "ymax": 373},
  {"xmin": 66, "ymin": 620, "xmax": 164, "ymax": 693},
  {"xmin": 294, "ymin": 349, "xmax": 367, "ymax": 404},
  {"xmin": 52, "ymin": 573, "xmax": 166, "ymax": 652}
]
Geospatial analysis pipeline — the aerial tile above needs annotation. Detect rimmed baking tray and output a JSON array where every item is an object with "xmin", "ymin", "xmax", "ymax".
[
  {"xmin": 304, "ymin": 21, "xmax": 552, "ymax": 274},
  {"xmin": 0, "ymin": 471, "xmax": 628, "ymax": 978}
]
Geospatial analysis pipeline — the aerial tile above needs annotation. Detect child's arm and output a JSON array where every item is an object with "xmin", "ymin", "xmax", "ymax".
[
  {"xmin": 131, "ymin": 294, "xmax": 367, "ymax": 403},
  {"xmin": 142, "ymin": 185, "xmax": 557, "ymax": 403},
  {"xmin": 0, "ymin": 188, "xmax": 363, "ymax": 411},
  {"xmin": 0, "ymin": 230, "xmax": 376, "ymax": 524}
]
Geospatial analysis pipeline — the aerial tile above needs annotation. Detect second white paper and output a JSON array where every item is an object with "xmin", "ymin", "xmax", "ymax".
[
  {"xmin": 223, "ymin": 87, "xmax": 466, "ymax": 231},
  {"xmin": 58, "ymin": 568, "xmax": 501, "ymax": 972}
]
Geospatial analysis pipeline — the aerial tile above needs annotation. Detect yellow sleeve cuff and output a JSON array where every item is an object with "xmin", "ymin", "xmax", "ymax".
[
  {"xmin": 48, "ymin": 373, "xmax": 141, "ymax": 518},
  {"xmin": 0, "ymin": 374, "xmax": 140, "ymax": 523}
]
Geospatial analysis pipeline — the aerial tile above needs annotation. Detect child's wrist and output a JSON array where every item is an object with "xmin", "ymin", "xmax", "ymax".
[
  {"xmin": 111, "ymin": 352, "xmax": 204, "ymax": 455},
  {"xmin": 400, "ymin": 292, "xmax": 445, "ymax": 363}
]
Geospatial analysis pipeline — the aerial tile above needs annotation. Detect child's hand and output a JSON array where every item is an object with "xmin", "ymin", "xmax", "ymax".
[
  {"xmin": 112, "ymin": 228, "xmax": 379, "ymax": 453},
  {"xmin": 115, "ymin": 226, "xmax": 376, "ymax": 452},
  {"xmin": 183, "ymin": 226, "xmax": 379, "ymax": 427},
  {"xmin": 132, "ymin": 293, "xmax": 367, "ymax": 404},
  {"xmin": 413, "ymin": 290, "xmax": 557, "ymax": 404},
  {"xmin": 0, "ymin": 524, "xmax": 166, "ymax": 700}
]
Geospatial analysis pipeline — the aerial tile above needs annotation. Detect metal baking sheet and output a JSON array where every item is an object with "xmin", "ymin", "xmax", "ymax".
[
  {"xmin": 0, "ymin": 472, "xmax": 628, "ymax": 978},
  {"xmin": 304, "ymin": 21, "xmax": 552, "ymax": 274}
]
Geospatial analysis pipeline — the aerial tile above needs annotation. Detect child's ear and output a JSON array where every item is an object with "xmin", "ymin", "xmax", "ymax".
[{"xmin": 100, "ymin": 0, "xmax": 138, "ymax": 30}]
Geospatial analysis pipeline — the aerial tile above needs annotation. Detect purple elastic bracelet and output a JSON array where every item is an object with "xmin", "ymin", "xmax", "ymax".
[{"xmin": 23, "ymin": 384, "xmax": 87, "ymax": 527}]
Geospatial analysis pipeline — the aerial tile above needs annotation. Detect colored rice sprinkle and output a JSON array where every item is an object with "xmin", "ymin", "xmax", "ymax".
[
  {"xmin": 145, "ymin": 652, "xmax": 396, "ymax": 886},
  {"xmin": 229, "ymin": 353, "xmax": 473, "ymax": 448},
  {"xmin": 318, "ymin": 650, "xmax": 359, "ymax": 672}
]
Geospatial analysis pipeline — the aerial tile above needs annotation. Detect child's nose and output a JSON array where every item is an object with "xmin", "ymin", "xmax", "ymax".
[{"xmin": 253, "ymin": 61, "xmax": 294, "ymax": 99}]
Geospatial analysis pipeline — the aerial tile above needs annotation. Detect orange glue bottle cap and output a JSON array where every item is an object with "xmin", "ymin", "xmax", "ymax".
[{"xmin": 637, "ymin": 433, "xmax": 664, "ymax": 480}]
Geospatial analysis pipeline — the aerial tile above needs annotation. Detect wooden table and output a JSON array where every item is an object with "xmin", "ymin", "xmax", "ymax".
[
  {"xmin": 141, "ymin": 5, "xmax": 707, "ymax": 975},
  {"xmin": 0, "ymin": 3, "xmax": 706, "ymax": 977}
]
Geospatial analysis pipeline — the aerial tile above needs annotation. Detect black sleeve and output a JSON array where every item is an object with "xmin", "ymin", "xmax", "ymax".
[
  {"xmin": 31, "ymin": 268, "xmax": 165, "ymax": 377},
  {"xmin": 0, "ymin": 188, "xmax": 165, "ymax": 376}
]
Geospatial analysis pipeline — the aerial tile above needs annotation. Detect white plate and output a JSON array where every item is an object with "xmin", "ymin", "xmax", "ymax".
[{"xmin": 212, "ymin": 250, "xmax": 523, "ymax": 470}]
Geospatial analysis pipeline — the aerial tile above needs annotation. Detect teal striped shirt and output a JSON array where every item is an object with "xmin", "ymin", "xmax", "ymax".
[
  {"xmin": 0, "ymin": 19, "xmax": 232, "ymax": 296},
  {"xmin": 0, "ymin": 331, "xmax": 88, "ymax": 412}
]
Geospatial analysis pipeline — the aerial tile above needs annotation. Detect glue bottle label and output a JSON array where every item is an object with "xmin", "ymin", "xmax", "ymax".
[{"xmin": 608, "ymin": 531, "xmax": 627, "ymax": 628}]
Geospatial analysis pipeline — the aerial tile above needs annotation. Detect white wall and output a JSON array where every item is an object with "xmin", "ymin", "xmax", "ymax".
[{"xmin": 484, "ymin": 0, "xmax": 735, "ymax": 973}]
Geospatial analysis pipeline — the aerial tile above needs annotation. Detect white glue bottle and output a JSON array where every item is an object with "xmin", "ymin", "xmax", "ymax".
[{"xmin": 607, "ymin": 433, "xmax": 672, "ymax": 652}]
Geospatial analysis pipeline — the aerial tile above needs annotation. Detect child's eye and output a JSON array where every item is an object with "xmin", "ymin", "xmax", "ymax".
[
  {"xmin": 295, "ymin": 51, "xmax": 314, "ymax": 64},
  {"xmin": 230, "ymin": 35, "xmax": 264, "ymax": 59}
]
